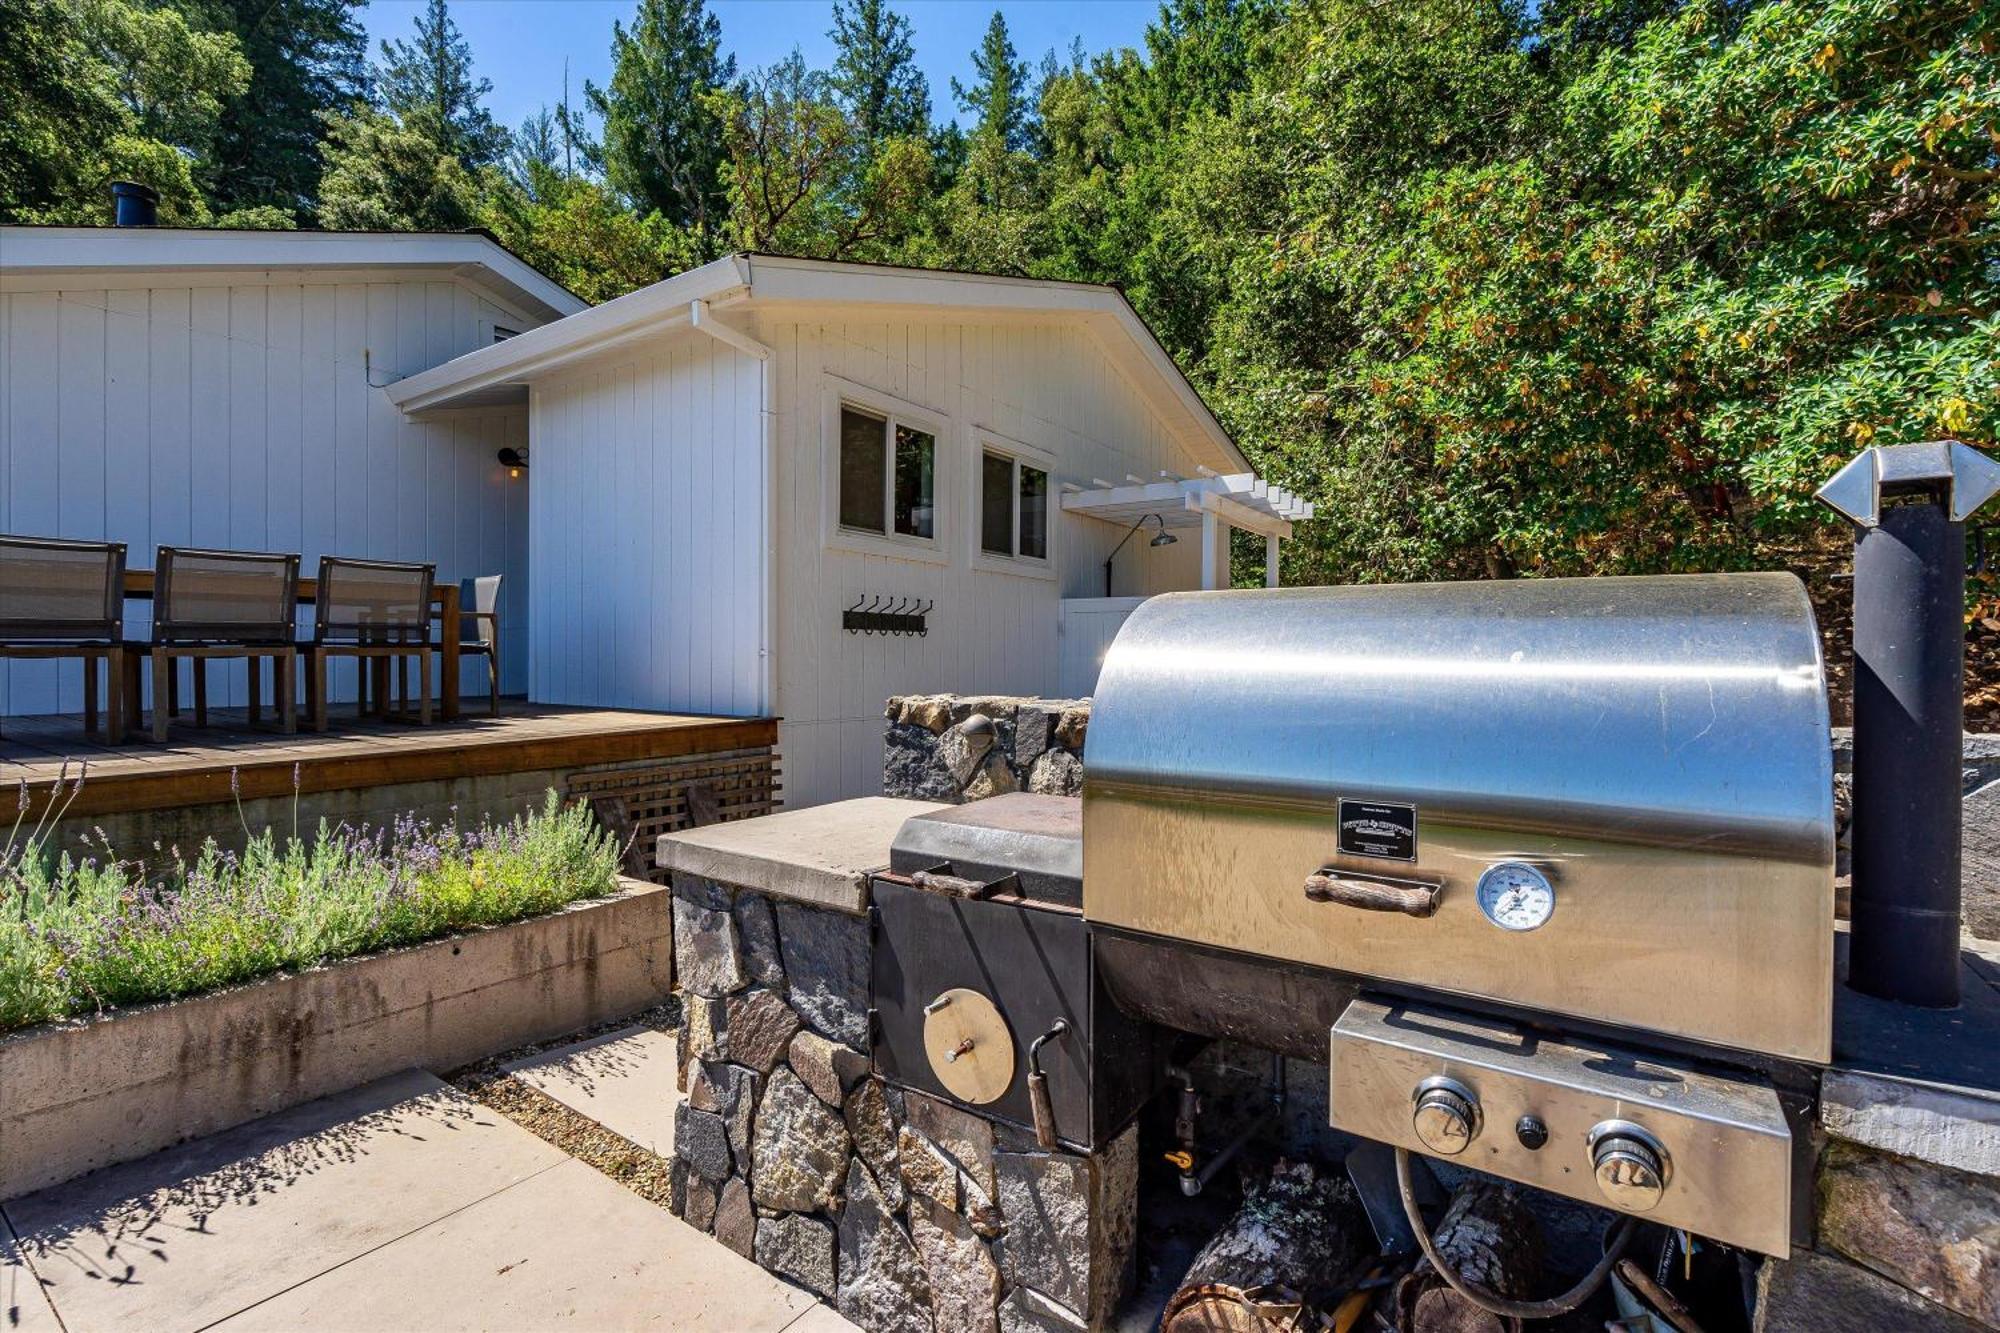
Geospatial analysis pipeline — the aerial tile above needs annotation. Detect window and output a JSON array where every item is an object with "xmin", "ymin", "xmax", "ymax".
[
  {"xmin": 980, "ymin": 449, "xmax": 1050, "ymax": 561},
  {"xmin": 492, "ymin": 326, "xmax": 520, "ymax": 343},
  {"xmin": 839, "ymin": 404, "xmax": 934, "ymax": 540}
]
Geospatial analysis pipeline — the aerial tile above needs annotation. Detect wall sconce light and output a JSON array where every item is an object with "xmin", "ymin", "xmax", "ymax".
[
  {"xmin": 498, "ymin": 447, "xmax": 528, "ymax": 478},
  {"xmin": 1104, "ymin": 512, "xmax": 1176, "ymax": 597}
]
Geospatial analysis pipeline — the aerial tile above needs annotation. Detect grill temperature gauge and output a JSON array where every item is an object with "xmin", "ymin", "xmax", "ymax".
[{"xmin": 1476, "ymin": 861, "xmax": 1555, "ymax": 931}]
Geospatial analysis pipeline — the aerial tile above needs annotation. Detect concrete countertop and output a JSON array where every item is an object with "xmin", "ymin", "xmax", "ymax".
[{"xmin": 656, "ymin": 796, "xmax": 948, "ymax": 914}]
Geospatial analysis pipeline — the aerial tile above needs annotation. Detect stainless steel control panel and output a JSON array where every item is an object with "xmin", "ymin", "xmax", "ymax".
[{"xmin": 1329, "ymin": 997, "xmax": 1794, "ymax": 1256}]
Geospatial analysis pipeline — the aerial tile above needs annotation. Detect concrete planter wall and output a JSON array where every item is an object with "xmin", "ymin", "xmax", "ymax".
[{"xmin": 0, "ymin": 876, "xmax": 670, "ymax": 1201}]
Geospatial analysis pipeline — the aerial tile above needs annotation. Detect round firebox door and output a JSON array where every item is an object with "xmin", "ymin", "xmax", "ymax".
[{"xmin": 922, "ymin": 988, "xmax": 1016, "ymax": 1104}]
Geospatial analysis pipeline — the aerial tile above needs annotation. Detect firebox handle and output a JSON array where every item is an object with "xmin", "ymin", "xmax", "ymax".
[
  {"xmin": 1026, "ymin": 1019, "xmax": 1070, "ymax": 1150},
  {"xmin": 1304, "ymin": 872, "xmax": 1440, "ymax": 918},
  {"xmin": 1395, "ymin": 1148, "xmax": 1636, "ymax": 1318}
]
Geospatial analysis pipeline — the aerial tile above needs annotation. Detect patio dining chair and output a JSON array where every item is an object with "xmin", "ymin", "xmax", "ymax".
[
  {"xmin": 303, "ymin": 557, "xmax": 435, "ymax": 731},
  {"xmin": 444, "ymin": 574, "xmax": 503, "ymax": 717},
  {"xmin": 0, "ymin": 535, "xmax": 129, "ymax": 742},
  {"xmin": 142, "ymin": 546, "xmax": 300, "ymax": 742}
]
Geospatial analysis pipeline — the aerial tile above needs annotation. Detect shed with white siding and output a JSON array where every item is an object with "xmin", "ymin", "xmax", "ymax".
[
  {"xmin": 0, "ymin": 226, "xmax": 585, "ymax": 715},
  {"xmin": 390, "ymin": 254, "xmax": 1309, "ymax": 807}
]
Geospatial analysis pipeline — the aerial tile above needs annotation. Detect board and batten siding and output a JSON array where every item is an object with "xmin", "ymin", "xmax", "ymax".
[
  {"xmin": 760, "ymin": 315, "xmax": 1208, "ymax": 807},
  {"xmin": 524, "ymin": 335, "xmax": 765, "ymax": 719},
  {"xmin": 0, "ymin": 276, "xmax": 533, "ymax": 716}
]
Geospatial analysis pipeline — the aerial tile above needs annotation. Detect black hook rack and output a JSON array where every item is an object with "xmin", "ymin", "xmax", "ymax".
[{"xmin": 844, "ymin": 594, "xmax": 932, "ymax": 637}]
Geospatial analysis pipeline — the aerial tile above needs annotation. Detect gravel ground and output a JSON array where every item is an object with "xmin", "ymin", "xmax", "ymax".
[{"xmin": 447, "ymin": 1000, "xmax": 683, "ymax": 1209}]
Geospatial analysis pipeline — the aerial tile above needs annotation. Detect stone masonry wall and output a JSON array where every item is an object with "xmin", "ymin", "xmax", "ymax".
[
  {"xmin": 668, "ymin": 871, "xmax": 1138, "ymax": 1332},
  {"xmin": 1755, "ymin": 1051, "xmax": 2000, "ymax": 1332},
  {"xmin": 884, "ymin": 696, "xmax": 1089, "ymax": 804},
  {"xmin": 1832, "ymin": 730, "xmax": 2000, "ymax": 941}
]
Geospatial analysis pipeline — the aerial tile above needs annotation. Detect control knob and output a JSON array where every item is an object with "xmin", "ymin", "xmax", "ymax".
[
  {"xmin": 1589, "ymin": 1121, "xmax": 1670, "ymax": 1212},
  {"xmin": 1410, "ymin": 1077, "xmax": 1481, "ymax": 1156}
]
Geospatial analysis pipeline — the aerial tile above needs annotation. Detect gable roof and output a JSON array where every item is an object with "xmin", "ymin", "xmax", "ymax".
[
  {"xmin": 0, "ymin": 226, "xmax": 587, "ymax": 325},
  {"xmin": 382, "ymin": 252, "xmax": 1252, "ymax": 473}
]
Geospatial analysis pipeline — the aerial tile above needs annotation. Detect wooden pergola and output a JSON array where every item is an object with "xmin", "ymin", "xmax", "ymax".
[{"xmin": 1060, "ymin": 472, "xmax": 1314, "ymax": 588}]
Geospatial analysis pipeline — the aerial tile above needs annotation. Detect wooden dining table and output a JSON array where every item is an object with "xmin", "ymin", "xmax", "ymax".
[{"xmin": 121, "ymin": 570, "xmax": 463, "ymax": 722}]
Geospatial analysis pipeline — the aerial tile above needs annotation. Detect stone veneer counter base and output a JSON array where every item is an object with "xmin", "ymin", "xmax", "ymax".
[{"xmin": 659, "ymin": 800, "xmax": 1138, "ymax": 1332}]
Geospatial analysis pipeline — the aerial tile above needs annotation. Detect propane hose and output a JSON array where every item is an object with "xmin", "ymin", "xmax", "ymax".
[{"xmin": 1394, "ymin": 1147, "xmax": 1635, "ymax": 1320}]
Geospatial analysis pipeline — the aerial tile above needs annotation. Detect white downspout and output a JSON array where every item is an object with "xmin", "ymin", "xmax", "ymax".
[{"xmin": 689, "ymin": 298, "xmax": 776, "ymax": 719}]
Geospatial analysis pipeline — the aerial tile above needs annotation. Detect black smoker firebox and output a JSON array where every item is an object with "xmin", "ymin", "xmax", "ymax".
[{"xmin": 867, "ymin": 796, "xmax": 1173, "ymax": 1153}]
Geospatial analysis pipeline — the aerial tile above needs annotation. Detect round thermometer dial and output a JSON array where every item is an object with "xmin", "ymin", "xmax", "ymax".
[{"xmin": 1476, "ymin": 861, "xmax": 1555, "ymax": 931}]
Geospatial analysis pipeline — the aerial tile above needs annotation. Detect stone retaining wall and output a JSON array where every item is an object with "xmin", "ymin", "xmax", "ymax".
[
  {"xmin": 667, "ymin": 871, "xmax": 1136, "ymax": 1332},
  {"xmin": 884, "ymin": 696, "xmax": 1089, "ymax": 803}
]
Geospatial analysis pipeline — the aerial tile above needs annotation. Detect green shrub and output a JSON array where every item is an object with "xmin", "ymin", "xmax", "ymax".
[{"xmin": 0, "ymin": 785, "xmax": 621, "ymax": 1033}]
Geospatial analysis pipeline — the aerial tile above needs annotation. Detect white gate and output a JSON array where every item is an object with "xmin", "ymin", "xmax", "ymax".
[{"xmin": 1058, "ymin": 597, "xmax": 1148, "ymax": 698}]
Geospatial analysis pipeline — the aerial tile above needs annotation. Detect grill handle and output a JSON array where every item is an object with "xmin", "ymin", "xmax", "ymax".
[
  {"xmin": 1026, "ymin": 1020, "xmax": 1071, "ymax": 1150},
  {"xmin": 910, "ymin": 868, "xmax": 1019, "ymax": 900},
  {"xmin": 1304, "ymin": 871, "xmax": 1441, "ymax": 918}
]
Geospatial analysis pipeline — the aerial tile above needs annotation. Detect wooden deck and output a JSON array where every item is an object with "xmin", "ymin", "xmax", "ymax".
[{"xmin": 1, "ymin": 702, "xmax": 778, "ymax": 819}]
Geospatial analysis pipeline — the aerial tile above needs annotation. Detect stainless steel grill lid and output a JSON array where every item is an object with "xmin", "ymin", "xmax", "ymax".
[{"xmin": 1081, "ymin": 572, "xmax": 1836, "ymax": 1062}]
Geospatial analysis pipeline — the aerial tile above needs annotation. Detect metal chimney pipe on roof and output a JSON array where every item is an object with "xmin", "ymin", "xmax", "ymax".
[
  {"xmin": 110, "ymin": 181, "xmax": 159, "ymax": 227},
  {"xmin": 1817, "ymin": 440, "xmax": 2000, "ymax": 1007}
]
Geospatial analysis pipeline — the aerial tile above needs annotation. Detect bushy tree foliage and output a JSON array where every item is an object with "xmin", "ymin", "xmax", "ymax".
[
  {"xmin": 375, "ymin": 0, "xmax": 510, "ymax": 169},
  {"xmin": 0, "ymin": 0, "xmax": 250, "ymax": 224},
  {"xmin": 708, "ymin": 52, "xmax": 931, "ymax": 260},
  {"xmin": 316, "ymin": 106, "xmax": 481, "ymax": 231},
  {"xmin": 587, "ymin": 0, "xmax": 736, "ymax": 232},
  {"xmin": 190, "ymin": 0, "xmax": 369, "ymax": 219},
  {"xmin": 830, "ymin": 0, "xmax": 931, "ymax": 144},
  {"xmin": 481, "ymin": 168, "xmax": 697, "ymax": 302},
  {"xmin": 7, "ymin": 0, "xmax": 1989, "ymax": 596},
  {"xmin": 953, "ymin": 11, "xmax": 1034, "ymax": 153}
]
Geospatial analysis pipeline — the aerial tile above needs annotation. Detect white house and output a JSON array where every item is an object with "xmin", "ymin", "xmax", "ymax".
[
  {"xmin": 387, "ymin": 253, "xmax": 1310, "ymax": 806},
  {"xmin": 0, "ymin": 225, "xmax": 586, "ymax": 715}
]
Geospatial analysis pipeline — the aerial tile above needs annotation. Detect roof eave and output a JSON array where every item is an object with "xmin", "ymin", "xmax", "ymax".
[
  {"xmin": 0, "ymin": 226, "xmax": 588, "ymax": 323},
  {"xmin": 386, "ymin": 255, "xmax": 751, "ymax": 413}
]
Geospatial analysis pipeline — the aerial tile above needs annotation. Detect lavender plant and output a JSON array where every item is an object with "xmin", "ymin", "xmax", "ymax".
[{"xmin": 0, "ymin": 790, "xmax": 620, "ymax": 1033}]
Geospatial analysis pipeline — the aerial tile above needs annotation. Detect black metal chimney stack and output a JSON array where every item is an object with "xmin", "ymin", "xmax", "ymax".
[
  {"xmin": 1818, "ymin": 440, "xmax": 2000, "ymax": 1007},
  {"xmin": 110, "ymin": 181, "xmax": 159, "ymax": 227}
]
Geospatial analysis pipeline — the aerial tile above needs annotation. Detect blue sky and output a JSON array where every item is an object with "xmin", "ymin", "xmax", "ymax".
[{"xmin": 359, "ymin": 1, "xmax": 1162, "ymax": 136}]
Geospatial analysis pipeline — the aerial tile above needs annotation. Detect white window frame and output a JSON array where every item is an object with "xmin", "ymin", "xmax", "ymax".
[
  {"xmin": 820, "ymin": 377, "xmax": 951, "ymax": 566},
  {"xmin": 968, "ymin": 430, "xmax": 1057, "ymax": 580}
]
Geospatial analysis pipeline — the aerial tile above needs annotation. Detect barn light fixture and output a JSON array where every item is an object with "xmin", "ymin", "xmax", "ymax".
[
  {"xmin": 497, "ymin": 447, "xmax": 528, "ymax": 478},
  {"xmin": 1104, "ymin": 513, "xmax": 1175, "ymax": 596}
]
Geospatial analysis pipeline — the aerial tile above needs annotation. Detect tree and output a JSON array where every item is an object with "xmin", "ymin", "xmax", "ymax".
[
  {"xmin": 481, "ymin": 173, "xmax": 698, "ymax": 302},
  {"xmin": 709, "ymin": 52, "xmax": 930, "ymax": 260},
  {"xmin": 587, "ymin": 0, "xmax": 736, "ymax": 232},
  {"xmin": 316, "ymin": 106, "xmax": 481, "ymax": 231},
  {"xmin": 191, "ymin": 0, "xmax": 369, "ymax": 219},
  {"xmin": 375, "ymin": 0, "xmax": 509, "ymax": 168},
  {"xmin": 829, "ymin": 0, "xmax": 930, "ymax": 145},
  {"xmin": 952, "ymin": 11, "xmax": 1033, "ymax": 153},
  {"xmin": 0, "ymin": 0, "xmax": 249, "ymax": 224}
]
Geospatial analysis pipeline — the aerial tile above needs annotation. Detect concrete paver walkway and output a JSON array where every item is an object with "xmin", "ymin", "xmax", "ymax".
[
  {"xmin": 0, "ymin": 1068, "xmax": 839, "ymax": 1332},
  {"xmin": 504, "ymin": 1025, "xmax": 681, "ymax": 1158}
]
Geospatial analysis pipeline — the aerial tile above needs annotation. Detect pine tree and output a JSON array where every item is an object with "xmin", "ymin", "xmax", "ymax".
[
  {"xmin": 317, "ymin": 104, "xmax": 481, "ymax": 230},
  {"xmin": 375, "ymin": 0, "xmax": 509, "ymax": 169},
  {"xmin": 951, "ymin": 10, "xmax": 1031, "ymax": 153},
  {"xmin": 829, "ymin": 0, "xmax": 929, "ymax": 145},
  {"xmin": 192, "ymin": 0, "xmax": 369, "ymax": 219},
  {"xmin": 586, "ymin": 0, "xmax": 736, "ymax": 231}
]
